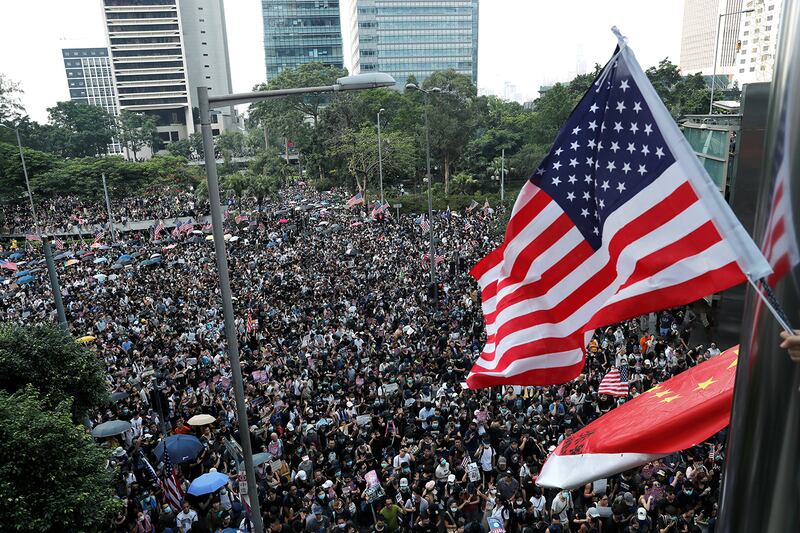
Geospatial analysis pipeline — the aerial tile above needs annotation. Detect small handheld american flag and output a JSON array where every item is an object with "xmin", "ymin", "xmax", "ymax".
[
  {"xmin": 347, "ymin": 192, "xmax": 364, "ymax": 208},
  {"xmin": 598, "ymin": 366, "xmax": 629, "ymax": 397}
]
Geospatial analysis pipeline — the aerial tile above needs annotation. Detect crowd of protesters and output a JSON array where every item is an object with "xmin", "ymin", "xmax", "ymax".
[
  {"xmin": 1, "ymin": 185, "xmax": 728, "ymax": 533},
  {"xmin": 1, "ymin": 189, "xmax": 205, "ymax": 235}
]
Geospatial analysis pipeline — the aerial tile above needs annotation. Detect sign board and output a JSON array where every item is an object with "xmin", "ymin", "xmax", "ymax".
[
  {"xmin": 392, "ymin": 203, "xmax": 402, "ymax": 208},
  {"xmin": 364, "ymin": 485, "xmax": 385, "ymax": 504},
  {"xmin": 238, "ymin": 472, "xmax": 248, "ymax": 495},
  {"xmin": 475, "ymin": 410, "xmax": 488, "ymax": 423},
  {"xmin": 365, "ymin": 469, "xmax": 380, "ymax": 488},
  {"xmin": 356, "ymin": 415, "xmax": 372, "ymax": 426},
  {"xmin": 382, "ymin": 382, "xmax": 399, "ymax": 395},
  {"xmin": 466, "ymin": 462, "xmax": 481, "ymax": 482},
  {"xmin": 487, "ymin": 517, "xmax": 506, "ymax": 533}
]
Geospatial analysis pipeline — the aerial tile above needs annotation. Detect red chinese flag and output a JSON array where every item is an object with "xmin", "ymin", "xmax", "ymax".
[{"xmin": 537, "ymin": 345, "xmax": 739, "ymax": 489}]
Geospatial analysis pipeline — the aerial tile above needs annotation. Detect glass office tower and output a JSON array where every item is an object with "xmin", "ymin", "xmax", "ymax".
[
  {"xmin": 262, "ymin": 0, "xmax": 345, "ymax": 81},
  {"xmin": 348, "ymin": 0, "xmax": 479, "ymax": 87}
]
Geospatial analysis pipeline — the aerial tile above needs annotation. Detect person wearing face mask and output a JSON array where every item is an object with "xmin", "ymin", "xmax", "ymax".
[
  {"xmin": 443, "ymin": 497, "xmax": 464, "ymax": 532},
  {"xmin": 551, "ymin": 490, "xmax": 573, "ymax": 531}
]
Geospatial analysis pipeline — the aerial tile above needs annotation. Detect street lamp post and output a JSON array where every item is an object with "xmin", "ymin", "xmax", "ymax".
[
  {"xmin": 1, "ymin": 124, "xmax": 38, "ymax": 230},
  {"xmin": 405, "ymin": 83, "xmax": 441, "ymax": 298},
  {"xmin": 101, "ymin": 173, "xmax": 116, "ymax": 243},
  {"xmin": 377, "ymin": 108, "xmax": 385, "ymax": 204},
  {"xmin": 197, "ymin": 72, "xmax": 394, "ymax": 533},
  {"xmin": 710, "ymin": 8, "xmax": 755, "ymax": 114}
]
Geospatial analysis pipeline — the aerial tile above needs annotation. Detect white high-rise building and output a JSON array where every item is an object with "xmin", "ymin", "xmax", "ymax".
[
  {"xmin": 101, "ymin": 0, "xmax": 237, "ymax": 159},
  {"xmin": 733, "ymin": 0, "xmax": 783, "ymax": 84},
  {"xmin": 680, "ymin": 0, "xmax": 746, "ymax": 80},
  {"xmin": 680, "ymin": 0, "xmax": 783, "ymax": 89},
  {"xmin": 62, "ymin": 47, "xmax": 123, "ymax": 154}
]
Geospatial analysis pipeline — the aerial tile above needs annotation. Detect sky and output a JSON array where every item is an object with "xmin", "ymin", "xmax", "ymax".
[{"xmin": 0, "ymin": 0, "xmax": 684, "ymax": 123}]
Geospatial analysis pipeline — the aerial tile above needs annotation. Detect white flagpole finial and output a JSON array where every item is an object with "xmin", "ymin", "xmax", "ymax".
[{"xmin": 611, "ymin": 26, "xmax": 628, "ymax": 48}]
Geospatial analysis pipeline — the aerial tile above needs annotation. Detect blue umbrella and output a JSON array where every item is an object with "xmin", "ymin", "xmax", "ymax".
[
  {"xmin": 14, "ymin": 270, "xmax": 30, "ymax": 278},
  {"xmin": 153, "ymin": 435, "xmax": 203, "ymax": 464},
  {"xmin": 94, "ymin": 257, "xmax": 108, "ymax": 264},
  {"xmin": 117, "ymin": 254, "xmax": 132, "ymax": 263},
  {"xmin": 8, "ymin": 253, "xmax": 22, "ymax": 261},
  {"xmin": 187, "ymin": 471, "xmax": 229, "ymax": 496},
  {"xmin": 17, "ymin": 275, "xmax": 34, "ymax": 285}
]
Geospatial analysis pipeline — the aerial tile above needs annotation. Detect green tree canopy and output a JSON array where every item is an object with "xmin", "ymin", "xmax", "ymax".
[
  {"xmin": 45, "ymin": 101, "xmax": 116, "ymax": 158},
  {"xmin": 0, "ymin": 387, "xmax": 121, "ymax": 532},
  {"xmin": 0, "ymin": 323, "xmax": 110, "ymax": 421},
  {"xmin": 117, "ymin": 110, "xmax": 159, "ymax": 161}
]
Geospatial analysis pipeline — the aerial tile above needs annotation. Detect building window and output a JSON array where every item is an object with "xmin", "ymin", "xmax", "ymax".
[
  {"xmin": 201, "ymin": 30, "xmax": 206, "ymax": 34},
  {"xmin": 204, "ymin": 64, "xmax": 210, "ymax": 68},
  {"xmin": 203, "ymin": 53, "xmax": 208, "ymax": 56},
  {"xmin": 750, "ymin": 67, "xmax": 756, "ymax": 71},
  {"xmin": 206, "ymin": 75, "xmax": 211, "ymax": 79},
  {"xmin": 170, "ymin": 131, "xmax": 180, "ymax": 141},
  {"xmin": 199, "ymin": 18, "xmax": 204, "ymax": 22}
]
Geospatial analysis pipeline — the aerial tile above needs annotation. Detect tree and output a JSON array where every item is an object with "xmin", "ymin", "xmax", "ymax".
[
  {"xmin": 0, "ymin": 323, "xmax": 110, "ymax": 421},
  {"xmin": 0, "ymin": 387, "xmax": 121, "ymax": 532},
  {"xmin": 646, "ymin": 59, "xmax": 711, "ymax": 119},
  {"xmin": 329, "ymin": 125, "xmax": 416, "ymax": 200},
  {"xmin": 216, "ymin": 130, "xmax": 246, "ymax": 164},
  {"xmin": 0, "ymin": 74, "xmax": 24, "ymax": 125},
  {"xmin": 422, "ymin": 70, "xmax": 477, "ymax": 195},
  {"xmin": 45, "ymin": 101, "xmax": 116, "ymax": 158},
  {"xmin": 166, "ymin": 138, "xmax": 193, "ymax": 159},
  {"xmin": 246, "ymin": 172, "xmax": 281, "ymax": 209},
  {"xmin": 117, "ymin": 110, "xmax": 158, "ymax": 160}
]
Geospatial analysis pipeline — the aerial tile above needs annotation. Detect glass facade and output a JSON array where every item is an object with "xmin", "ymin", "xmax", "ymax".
[
  {"xmin": 62, "ymin": 48, "xmax": 123, "ymax": 154},
  {"xmin": 353, "ymin": 0, "xmax": 479, "ymax": 86},
  {"xmin": 262, "ymin": 0, "xmax": 345, "ymax": 81}
]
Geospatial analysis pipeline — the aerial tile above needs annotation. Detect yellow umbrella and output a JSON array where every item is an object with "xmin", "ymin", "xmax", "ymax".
[
  {"xmin": 77, "ymin": 335, "xmax": 96, "ymax": 343},
  {"xmin": 188, "ymin": 414, "xmax": 216, "ymax": 426},
  {"xmin": 205, "ymin": 234, "xmax": 214, "ymax": 241},
  {"xmin": 65, "ymin": 259, "xmax": 79, "ymax": 266}
]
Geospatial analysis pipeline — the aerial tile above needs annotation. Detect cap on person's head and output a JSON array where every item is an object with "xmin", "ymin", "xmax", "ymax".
[
  {"xmin": 296, "ymin": 470, "xmax": 307, "ymax": 481},
  {"xmin": 656, "ymin": 469, "xmax": 666, "ymax": 477},
  {"xmin": 113, "ymin": 447, "xmax": 125, "ymax": 457},
  {"xmin": 637, "ymin": 507, "xmax": 647, "ymax": 520},
  {"xmin": 312, "ymin": 504, "xmax": 323, "ymax": 515},
  {"xmin": 425, "ymin": 480, "xmax": 436, "ymax": 491},
  {"xmin": 623, "ymin": 492, "xmax": 635, "ymax": 506},
  {"xmin": 587, "ymin": 508, "xmax": 600, "ymax": 519},
  {"xmin": 400, "ymin": 478, "xmax": 409, "ymax": 487},
  {"xmin": 322, "ymin": 480, "xmax": 333, "ymax": 489},
  {"xmin": 447, "ymin": 474, "xmax": 456, "ymax": 483},
  {"xmin": 346, "ymin": 401, "xmax": 353, "ymax": 408}
]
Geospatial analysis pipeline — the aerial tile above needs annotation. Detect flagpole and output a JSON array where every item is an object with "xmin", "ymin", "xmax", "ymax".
[{"xmin": 41, "ymin": 235, "xmax": 68, "ymax": 332}]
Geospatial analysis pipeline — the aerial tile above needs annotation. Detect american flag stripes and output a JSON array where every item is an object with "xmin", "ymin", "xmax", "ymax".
[
  {"xmin": 423, "ymin": 253, "xmax": 445, "ymax": 265},
  {"xmin": 598, "ymin": 366, "xmax": 629, "ymax": 397},
  {"xmin": 419, "ymin": 216, "xmax": 431, "ymax": 233},
  {"xmin": 347, "ymin": 192, "xmax": 364, "ymax": 208},
  {"xmin": 246, "ymin": 309, "xmax": 257, "ymax": 333},
  {"xmin": 0, "ymin": 260, "xmax": 17, "ymax": 271},
  {"xmin": 371, "ymin": 201, "xmax": 389, "ymax": 219},
  {"xmin": 93, "ymin": 231, "xmax": 104, "ymax": 245},
  {"xmin": 178, "ymin": 221, "xmax": 193, "ymax": 234},
  {"xmin": 55, "ymin": 239, "xmax": 64, "ymax": 250},
  {"xmin": 25, "ymin": 234, "xmax": 41, "ymax": 242},
  {"xmin": 761, "ymin": 89, "xmax": 799, "ymax": 287},
  {"xmin": 467, "ymin": 42, "xmax": 769, "ymax": 389},
  {"xmin": 154, "ymin": 221, "xmax": 165, "ymax": 239},
  {"xmin": 235, "ymin": 214, "xmax": 249, "ymax": 224},
  {"xmin": 161, "ymin": 448, "xmax": 184, "ymax": 509},
  {"xmin": 466, "ymin": 200, "xmax": 479, "ymax": 212},
  {"xmin": 464, "ymin": 220, "xmax": 473, "ymax": 231}
]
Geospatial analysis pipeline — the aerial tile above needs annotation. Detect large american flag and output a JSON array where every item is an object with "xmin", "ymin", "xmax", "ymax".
[
  {"xmin": 598, "ymin": 365, "xmax": 629, "ymax": 397},
  {"xmin": 161, "ymin": 447, "xmax": 184, "ymax": 509},
  {"xmin": 347, "ymin": 192, "xmax": 364, "ymax": 208},
  {"xmin": 467, "ymin": 43, "xmax": 769, "ymax": 389},
  {"xmin": 25, "ymin": 234, "xmax": 41, "ymax": 242}
]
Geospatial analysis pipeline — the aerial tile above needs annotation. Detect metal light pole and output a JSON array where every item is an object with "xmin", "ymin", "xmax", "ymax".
[
  {"xmin": 377, "ymin": 108, "xmax": 385, "ymax": 204},
  {"xmin": 406, "ymin": 83, "xmax": 441, "ymax": 298},
  {"xmin": 500, "ymin": 148, "xmax": 506, "ymax": 204},
  {"xmin": 41, "ymin": 235, "xmax": 68, "ymax": 331},
  {"xmin": 101, "ymin": 173, "xmax": 116, "ymax": 243},
  {"xmin": 197, "ymin": 73, "xmax": 395, "ymax": 533},
  {"xmin": 1, "ymin": 124, "xmax": 38, "ymax": 230},
  {"xmin": 710, "ymin": 8, "xmax": 755, "ymax": 114}
]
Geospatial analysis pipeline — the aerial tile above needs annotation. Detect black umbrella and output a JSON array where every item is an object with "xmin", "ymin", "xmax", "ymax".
[
  {"xmin": 111, "ymin": 391, "xmax": 129, "ymax": 402},
  {"xmin": 91, "ymin": 420, "xmax": 132, "ymax": 438}
]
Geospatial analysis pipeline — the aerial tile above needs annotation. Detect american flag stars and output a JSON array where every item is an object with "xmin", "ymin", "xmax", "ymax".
[{"xmin": 529, "ymin": 56, "xmax": 675, "ymax": 249}]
